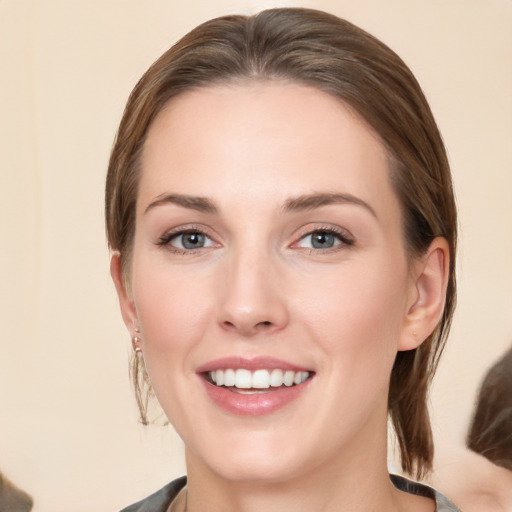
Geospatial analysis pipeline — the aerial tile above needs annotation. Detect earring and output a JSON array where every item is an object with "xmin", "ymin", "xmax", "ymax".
[
  {"xmin": 132, "ymin": 336, "xmax": 142, "ymax": 354},
  {"xmin": 134, "ymin": 327, "xmax": 141, "ymax": 333}
]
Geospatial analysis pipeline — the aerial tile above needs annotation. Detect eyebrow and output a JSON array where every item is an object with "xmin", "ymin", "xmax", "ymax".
[
  {"xmin": 144, "ymin": 193, "xmax": 218, "ymax": 214},
  {"xmin": 284, "ymin": 192, "xmax": 377, "ymax": 218},
  {"xmin": 144, "ymin": 191, "xmax": 377, "ymax": 218}
]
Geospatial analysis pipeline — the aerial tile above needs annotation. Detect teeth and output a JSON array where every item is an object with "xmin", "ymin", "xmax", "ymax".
[
  {"xmin": 270, "ymin": 369, "xmax": 284, "ymax": 387},
  {"xmin": 209, "ymin": 368, "xmax": 310, "ymax": 389},
  {"xmin": 224, "ymin": 368, "xmax": 236, "ymax": 387},
  {"xmin": 283, "ymin": 370, "xmax": 294, "ymax": 386},
  {"xmin": 252, "ymin": 369, "xmax": 269, "ymax": 389},
  {"xmin": 235, "ymin": 369, "xmax": 252, "ymax": 388}
]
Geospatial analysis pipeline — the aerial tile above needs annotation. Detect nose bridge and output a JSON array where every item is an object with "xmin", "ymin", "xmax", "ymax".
[{"xmin": 217, "ymin": 239, "xmax": 288, "ymax": 336}]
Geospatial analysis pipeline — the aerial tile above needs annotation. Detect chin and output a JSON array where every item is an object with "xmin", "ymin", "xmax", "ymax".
[
  {"xmin": 185, "ymin": 428, "xmax": 314, "ymax": 485},
  {"xmin": 209, "ymin": 454, "xmax": 304, "ymax": 485}
]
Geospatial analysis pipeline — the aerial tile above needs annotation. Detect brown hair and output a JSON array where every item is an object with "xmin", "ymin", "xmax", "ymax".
[
  {"xmin": 106, "ymin": 7, "xmax": 457, "ymax": 478},
  {"xmin": 467, "ymin": 346, "xmax": 512, "ymax": 470}
]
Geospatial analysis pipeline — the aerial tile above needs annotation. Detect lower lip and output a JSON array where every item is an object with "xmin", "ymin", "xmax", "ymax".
[{"xmin": 201, "ymin": 378, "xmax": 312, "ymax": 416}]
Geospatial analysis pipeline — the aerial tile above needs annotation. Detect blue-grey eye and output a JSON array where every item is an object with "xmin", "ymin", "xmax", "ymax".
[
  {"xmin": 179, "ymin": 232, "xmax": 206, "ymax": 249},
  {"xmin": 295, "ymin": 229, "xmax": 351, "ymax": 250},
  {"xmin": 310, "ymin": 231, "xmax": 337, "ymax": 249},
  {"xmin": 162, "ymin": 231, "xmax": 215, "ymax": 250}
]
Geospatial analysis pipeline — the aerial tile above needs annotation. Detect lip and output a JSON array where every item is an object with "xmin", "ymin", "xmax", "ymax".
[
  {"xmin": 197, "ymin": 356, "xmax": 313, "ymax": 416},
  {"xmin": 196, "ymin": 356, "xmax": 309, "ymax": 373}
]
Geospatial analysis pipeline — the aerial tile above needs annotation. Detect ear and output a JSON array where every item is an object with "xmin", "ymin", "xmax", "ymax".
[
  {"xmin": 398, "ymin": 237, "xmax": 450, "ymax": 351},
  {"xmin": 110, "ymin": 252, "xmax": 139, "ymax": 334}
]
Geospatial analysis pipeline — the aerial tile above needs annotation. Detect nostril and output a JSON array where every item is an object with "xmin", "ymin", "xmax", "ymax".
[{"xmin": 256, "ymin": 321, "xmax": 273, "ymax": 329}]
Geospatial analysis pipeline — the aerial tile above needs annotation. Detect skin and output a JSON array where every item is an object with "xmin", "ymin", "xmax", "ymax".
[
  {"xmin": 112, "ymin": 82, "xmax": 449, "ymax": 511},
  {"xmin": 431, "ymin": 445, "xmax": 512, "ymax": 511}
]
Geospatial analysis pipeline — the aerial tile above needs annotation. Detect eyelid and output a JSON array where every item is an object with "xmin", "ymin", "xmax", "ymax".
[
  {"xmin": 156, "ymin": 224, "xmax": 220, "ymax": 251},
  {"xmin": 290, "ymin": 224, "xmax": 355, "ymax": 250}
]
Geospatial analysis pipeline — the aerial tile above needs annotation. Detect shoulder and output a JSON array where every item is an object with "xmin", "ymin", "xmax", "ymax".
[
  {"xmin": 391, "ymin": 474, "xmax": 461, "ymax": 512},
  {"xmin": 119, "ymin": 476, "xmax": 187, "ymax": 512}
]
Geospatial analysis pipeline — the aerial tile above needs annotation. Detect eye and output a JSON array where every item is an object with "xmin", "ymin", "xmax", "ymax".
[
  {"xmin": 295, "ymin": 229, "xmax": 354, "ymax": 250},
  {"xmin": 158, "ymin": 229, "xmax": 217, "ymax": 251}
]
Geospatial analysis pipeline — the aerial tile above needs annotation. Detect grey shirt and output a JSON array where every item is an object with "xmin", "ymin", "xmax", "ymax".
[{"xmin": 120, "ymin": 474, "xmax": 461, "ymax": 511}]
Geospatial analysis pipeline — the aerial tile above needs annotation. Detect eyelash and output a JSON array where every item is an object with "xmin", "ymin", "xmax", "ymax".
[
  {"xmin": 293, "ymin": 226, "xmax": 355, "ymax": 253},
  {"xmin": 157, "ymin": 226, "xmax": 216, "ymax": 254},
  {"xmin": 156, "ymin": 225, "xmax": 355, "ymax": 255}
]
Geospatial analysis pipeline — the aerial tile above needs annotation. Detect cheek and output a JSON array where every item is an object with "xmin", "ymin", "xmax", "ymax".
[
  {"xmin": 130, "ymin": 254, "xmax": 212, "ymax": 365},
  {"xmin": 294, "ymin": 258, "xmax": 409, "ymax": 361},
  {"xmin": 129, "ymin": 259, "xmax": 211, "ymax": 428}
]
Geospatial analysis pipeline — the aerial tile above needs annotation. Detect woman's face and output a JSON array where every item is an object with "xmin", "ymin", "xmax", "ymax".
[{"xmin": 116, "ymin": 82, "xmax": 423, "ymax": 483}]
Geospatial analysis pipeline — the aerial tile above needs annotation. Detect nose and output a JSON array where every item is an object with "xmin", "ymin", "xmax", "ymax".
[{"xmin": 216, "ymin": 248, "xmax": 289, "ymax": 337}]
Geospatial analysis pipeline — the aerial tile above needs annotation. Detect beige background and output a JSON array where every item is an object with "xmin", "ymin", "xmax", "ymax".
[{"xmin": 1, "ymin": 0, "xmax": 511, "ymax": 510}]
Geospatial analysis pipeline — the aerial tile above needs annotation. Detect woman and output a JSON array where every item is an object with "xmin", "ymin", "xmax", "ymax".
[{"xmin": 106, "ymin": 8, "xmax": 459, "ymax": 512}]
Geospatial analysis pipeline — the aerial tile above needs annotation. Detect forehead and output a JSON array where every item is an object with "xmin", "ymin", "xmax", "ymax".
[{"xmin": 139, "ymin": 82, "xmax": 396, "ymax": 218}]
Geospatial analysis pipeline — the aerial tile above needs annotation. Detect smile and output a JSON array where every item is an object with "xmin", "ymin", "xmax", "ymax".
[
  {"xmin": 198, "ymin": 357, "xmax": 314, "ymax": 416},
  {"xmin": 208, "ymin": 368, "xmax": 310, "ymax": 390}
]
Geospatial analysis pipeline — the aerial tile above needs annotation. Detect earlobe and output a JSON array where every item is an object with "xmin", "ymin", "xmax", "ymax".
[
  {"xmin": 398, "ymin": 237, "xmax": 450, "ymax": 351},
  {"xmin": 110, "ymin": 252, "xmax": 138, "ymax": 331}
]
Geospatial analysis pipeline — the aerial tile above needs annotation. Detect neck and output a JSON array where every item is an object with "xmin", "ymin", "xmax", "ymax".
[
  {"xmin": 186, "ymin": 454, "xmax": 392, "ymax": 512},
  {"xmin": 182, "ymin": 428, "xmax": 432, "ymax": 512}
]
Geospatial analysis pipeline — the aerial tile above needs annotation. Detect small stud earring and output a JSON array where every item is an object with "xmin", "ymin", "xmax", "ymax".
[{"xmin": 134, "ymin": 327, "xmax": 141, "ymax": 333}]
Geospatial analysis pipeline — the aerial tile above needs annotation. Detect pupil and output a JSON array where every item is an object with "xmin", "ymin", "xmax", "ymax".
[
  {"xmin": 182, "ymin": 232, "xmax": 204, "ymax": 249},
  {"xmin": 312, "ymin": 232, "xmax": 334, "ymax": 249}
]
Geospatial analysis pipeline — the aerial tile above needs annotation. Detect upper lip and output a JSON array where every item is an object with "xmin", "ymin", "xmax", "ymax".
[{"xmin": 196, "ymin": 356, "xmax": 311, "ymax": 373}]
